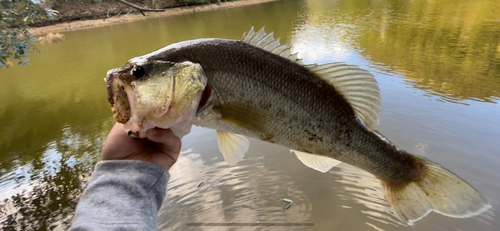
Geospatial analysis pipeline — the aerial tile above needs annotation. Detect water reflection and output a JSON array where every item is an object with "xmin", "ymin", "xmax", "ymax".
[
  {"xmin": 0, "ymin": 120, "xmax": 112, "ymax": 230},
  {"xmin": 158, "ymin": 128, "xmax": 406, "ymax": 231},
  {"xmin": 159, "ymin": 128, "xmax": 314, "ymax": 231},
  {"xmin": 304, "ymin": 0, "xmax": 500, "ymax": 102}
]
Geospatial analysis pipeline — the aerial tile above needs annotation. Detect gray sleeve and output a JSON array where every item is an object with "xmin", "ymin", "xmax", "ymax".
[{"xmin": 71, "ymin": 160, "xmax": 169, "ymax": 231}]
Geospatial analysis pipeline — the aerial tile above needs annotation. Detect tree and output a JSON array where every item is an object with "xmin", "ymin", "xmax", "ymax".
[{"xmin": 0, "ymin": 0, "xmax": 54, "ymax": 67}]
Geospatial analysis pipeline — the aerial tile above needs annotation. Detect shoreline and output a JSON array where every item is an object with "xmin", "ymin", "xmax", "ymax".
[{"xmin": 29, "ymin": 0, "xmax": 278, "ymax": 36}]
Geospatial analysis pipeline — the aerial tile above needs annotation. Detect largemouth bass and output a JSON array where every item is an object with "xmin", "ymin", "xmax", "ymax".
[{"xmin": 105, "ymin": 28, "xmax": 490, "ymax": 224}]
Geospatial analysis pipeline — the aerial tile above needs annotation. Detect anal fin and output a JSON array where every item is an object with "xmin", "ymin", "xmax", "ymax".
[{"xmin": 292, "ymin": 150, "xmax": 342, "ymax": 173}]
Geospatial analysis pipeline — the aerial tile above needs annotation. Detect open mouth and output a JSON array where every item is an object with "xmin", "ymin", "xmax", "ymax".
[{"xmin": 106, "ymin": 70, "xmax": 174, "ymax": 138}]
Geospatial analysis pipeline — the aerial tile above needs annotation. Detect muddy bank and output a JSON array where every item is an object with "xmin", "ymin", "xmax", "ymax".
[{"xmin": 29, "ymin": 0, "xmax": 278, "ymax": 36}]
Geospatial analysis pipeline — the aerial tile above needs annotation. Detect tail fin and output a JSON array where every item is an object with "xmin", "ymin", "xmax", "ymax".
[{"xmin": 380, "ymin": 157, "xmax": 491, "ymax": 224}]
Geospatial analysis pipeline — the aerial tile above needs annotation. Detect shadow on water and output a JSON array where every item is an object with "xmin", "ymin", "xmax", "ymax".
[{"xmin": 1, "ymin": 0, "xmax": 500, "ymax": 230}]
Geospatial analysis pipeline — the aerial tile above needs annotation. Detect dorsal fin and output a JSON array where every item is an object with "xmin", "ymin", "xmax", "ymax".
[
  {"xmin": 307, "ymin": 63, "xmax": 381, "ymax": 130},
  {"xmin": 242, "ymin": 27, "xmax": 303, "ymax": 64},
  {"xmin": 241, "ymin": 27, "xmax": 381, "ymax": 130}
]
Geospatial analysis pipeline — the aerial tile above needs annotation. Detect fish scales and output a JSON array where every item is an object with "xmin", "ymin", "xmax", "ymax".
[{"xmin": 145, "ymin": 39, "xmax": 414, "ymax": 181}]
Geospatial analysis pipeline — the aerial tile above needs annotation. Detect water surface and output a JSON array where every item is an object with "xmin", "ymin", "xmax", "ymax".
[{"xmin": 1, "ymin": 0, "xmax": 499, "ymax": 230}]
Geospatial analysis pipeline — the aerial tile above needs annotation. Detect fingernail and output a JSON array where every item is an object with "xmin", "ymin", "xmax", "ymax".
[{"xmin": 147, "ymin": 130, "xmax": 157, "ymax": 136}]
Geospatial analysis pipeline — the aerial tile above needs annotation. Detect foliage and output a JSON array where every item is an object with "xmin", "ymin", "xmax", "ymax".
[{"xmin": 0, "ymin": 0, "xmax": 51, "ymax": 67}]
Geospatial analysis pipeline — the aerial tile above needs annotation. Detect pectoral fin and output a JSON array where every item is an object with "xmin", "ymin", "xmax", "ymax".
[
  {"xmin": 292, "ymin": 150, "xmax": 342, "ymax": 173},
  {"xmin": 217, "ymin": 130, "xmax": 249, "ymax": 165}
]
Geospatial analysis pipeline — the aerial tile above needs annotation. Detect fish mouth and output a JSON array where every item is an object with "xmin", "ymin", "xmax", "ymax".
[{"xmin": 106, "ymin": 70, "xmax": 173, "ymax": 138}]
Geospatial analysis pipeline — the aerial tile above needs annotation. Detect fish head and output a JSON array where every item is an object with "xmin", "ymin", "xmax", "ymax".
[{"xmin": 106, "ymin": 59, "xmax": 207, "ymax": 138}]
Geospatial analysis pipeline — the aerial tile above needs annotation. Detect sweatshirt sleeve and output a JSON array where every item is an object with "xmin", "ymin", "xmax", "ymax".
[{"xmin": 71, "ymin": 160, "xmax": 169, "ymax": 231}]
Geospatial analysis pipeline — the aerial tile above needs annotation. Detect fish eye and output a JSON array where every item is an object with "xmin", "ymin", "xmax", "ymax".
[{"xmin": 132, "ymin": 66, "xmax": 146, "ymax": 79}]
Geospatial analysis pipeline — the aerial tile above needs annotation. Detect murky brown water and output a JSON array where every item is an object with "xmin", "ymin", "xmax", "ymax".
[{"xmin": 1, "ymin": 0, "xmax": 500, "ymax": 230}]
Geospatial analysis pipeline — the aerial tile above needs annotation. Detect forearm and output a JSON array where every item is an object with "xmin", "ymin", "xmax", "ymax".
[{"xmin": 71, "ymin": 160, "xmax": 169, "ymax": 231}]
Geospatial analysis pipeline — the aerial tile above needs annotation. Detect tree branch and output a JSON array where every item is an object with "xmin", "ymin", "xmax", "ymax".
[{"xmin": 114, "ymin": 0, "xmax": 165, "ymax": 14}]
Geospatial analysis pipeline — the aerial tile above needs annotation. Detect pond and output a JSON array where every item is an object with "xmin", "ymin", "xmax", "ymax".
[{"xmin": 1, "ymin": 0, "xmax": 499, "ymax": 230}]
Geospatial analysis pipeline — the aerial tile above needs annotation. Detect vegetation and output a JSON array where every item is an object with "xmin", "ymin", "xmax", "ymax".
[
  {"xmin": 0, "ymin": 0, "xmax": 49, "ymax": 67},
  {"xmin": 0, "ymin": 0, "xmax": 232, "ymax": 67}
]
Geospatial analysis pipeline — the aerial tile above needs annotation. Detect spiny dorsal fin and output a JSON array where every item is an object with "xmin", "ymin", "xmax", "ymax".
[
  {"xmin": 242, "ymin": 27, "xmax": 381, "ymax": 130},
  {"xmin": 307, "ymin": 63, "xmax": 381, "ymax": 130},
  {"xmin": 242, "ymin": 27, "xmax": 303, "ymax": 64}
]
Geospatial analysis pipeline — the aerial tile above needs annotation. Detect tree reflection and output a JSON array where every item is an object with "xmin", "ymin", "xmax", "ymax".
[
  {"xmin": 304, "ymin": 0, "xmax": 500, "ymax": 102},
  {"xmin": 0, "ymin": 90, "xmax": 110, "ymax": 172},
  {"xmin": 357, "ymin": 0, "xmax": 500, "ymax": 102},
  {"xmin": 0, "ymin": 121, "xmax": 112, "ymax": 231}
]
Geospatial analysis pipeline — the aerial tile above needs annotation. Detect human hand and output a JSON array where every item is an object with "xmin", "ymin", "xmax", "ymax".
[{"xmin": 102, "ymin": 123, "xmax": 181, "ymax": 171}]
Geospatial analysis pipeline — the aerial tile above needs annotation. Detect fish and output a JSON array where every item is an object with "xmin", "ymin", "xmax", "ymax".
[{"xmin": 104, "ymin": 27, "xmax": 491, "ymax": 224}]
